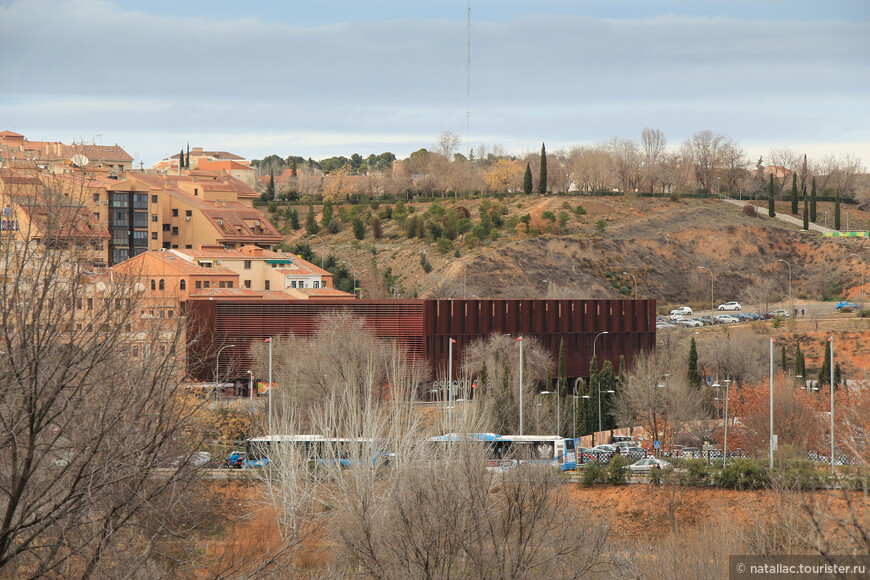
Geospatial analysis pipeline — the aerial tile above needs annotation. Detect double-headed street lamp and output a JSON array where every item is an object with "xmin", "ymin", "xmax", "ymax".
[
  {"xmin": 518, "ymin": 336, "xmax": 524, "ymax": 435},
  {"xmin": 540, "ymin": 389, "xmax": 561, "ymax": 436},
  {"xmin": 698, "ymin": 266, "xmax": 713, "ymax": 320},
  {"xmin": 593, "ymin": 331, "xmax": 609, "ymax": 447}
]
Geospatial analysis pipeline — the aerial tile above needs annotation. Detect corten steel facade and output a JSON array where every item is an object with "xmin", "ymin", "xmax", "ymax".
[{"xmin": 186, "ymin": 298, "xmax": 656, "ymax": 382}]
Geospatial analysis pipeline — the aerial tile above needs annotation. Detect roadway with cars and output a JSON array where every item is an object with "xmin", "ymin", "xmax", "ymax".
[{"xmin": 658, "ymin": 300, "xmax": 862, "ymax": 330}]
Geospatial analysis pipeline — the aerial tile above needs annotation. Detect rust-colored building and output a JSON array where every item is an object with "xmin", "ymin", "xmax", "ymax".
[{"xmin": 186, "ymin": 298, "xmax": 656, "ymax": 384}]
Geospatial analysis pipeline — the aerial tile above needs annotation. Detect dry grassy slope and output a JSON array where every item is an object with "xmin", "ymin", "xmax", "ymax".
[{"xmin": 280, "ymin": 196, "xmax": 870, "ymax": 308}]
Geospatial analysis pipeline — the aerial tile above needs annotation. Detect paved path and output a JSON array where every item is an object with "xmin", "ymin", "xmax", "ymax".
[{"xmin": 719, "ymin": 196, "xmax": 836, "ymax": 234}]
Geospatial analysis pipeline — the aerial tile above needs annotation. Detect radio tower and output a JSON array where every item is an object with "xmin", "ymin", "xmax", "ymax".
[{"xmin": 466, "ymin": 0, "xmax": 471, "ymax": 158}]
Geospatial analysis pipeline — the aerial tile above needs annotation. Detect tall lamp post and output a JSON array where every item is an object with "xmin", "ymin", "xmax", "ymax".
[
  {"xmin": 622, "ymin": 271, "xmax": 638, "ymax": 300},
  {"xmin": 342, "ymin": 260, "xmax": 357, "ymax": 298},
  {"xmin": 518, "ymin": 336, "xmax": 524, "ymax": 436},
  {"xmin": 246, "ymin": 370, "xmax": 253, "ymax": 400},
  {"xmin": 448, "ymin": 338, "xmax": 456, "ymax": 434},
  {"xmin": 215, "ymin": 344, "xmax": 236, "ymax": 403},
  {"xmin": 850, "ymin": 253, "xmax": 865, "ymax": 306},
  {"xmin": 266, "ymin": 338, "xmax": 273, "ymax": 438},
  {"xmin": 540, "ymin": 389, "xmax": 560, "ymax": 436},
  {"xmin": 777, "ymin": 259, "xmax": 792, "ymax": 314},
  {"xmin": 572, "ymin": 377, "xmax": 584, "ymax": 440},
  {"xmin": 698, "ymin": 266, "xmax": 714, "ymax": 320},
  {"xmin": 769, "ymin": 338, "xmax": 776, "ymax": 469},
  {"xmin": 309, "ymin": 234, "xmax": 325, "ymax": 270},
  {"xmin": 829, "ymin": 337, "xmax": 835, "ymax": 474},
  {"xmin": 593, "ymin": 331, "xmax": 609, "ymax": 447}
]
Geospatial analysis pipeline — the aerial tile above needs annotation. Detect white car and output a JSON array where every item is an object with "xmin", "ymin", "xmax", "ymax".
[
  {"xmin": 714, "ymin": 314, "xmax": 739, "ymax": 324},
  {"xmin": 628, "ymin": 458, "xmax": 671, "ymax": 473},
  {"xmin": 669, "ymin": 306, "xmax": 693, "ymax": 319},
  {"xmin": 676, "ymin": 318, "xmax": 703, "ymax": 328},
  {"xmin": 717, "ymin": 301, "xmax": 741, "ymax": 311}
]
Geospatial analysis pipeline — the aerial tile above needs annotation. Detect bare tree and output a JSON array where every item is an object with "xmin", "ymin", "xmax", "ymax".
[
  {"xmin": 0, "ymin": 170, "xmax": 202, "ymax": 578},
  {"xmin": 682, "ymin": 130, "xmax": 728, "ymax": 193},
  {"xmin": 766, "ymin": 146, "xmax": 802, "ymax": 192},
  {"xmin": 640, "ymin": 128, "xmax": 667, "ymax": 194},
  {"xmin": 609, "ymin": 137, "xmax": 642, "ymax": 194}
]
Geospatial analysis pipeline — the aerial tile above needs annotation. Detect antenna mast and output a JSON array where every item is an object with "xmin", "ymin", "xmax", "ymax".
[{"xmin": 466, "ymin": 0, "xmax": 471, "ymax": 158}]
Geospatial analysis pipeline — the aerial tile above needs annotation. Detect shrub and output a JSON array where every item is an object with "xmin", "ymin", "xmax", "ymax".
[
  {"xmin": 541, "ymin": 210, "xmax": 556, "ymax": 223},
  {"xmin": 607, "ymin": 454, "xmax": 629, "ymax": 484},
  {"xmin": 839, "ymin": 306, "xmax": 853, "ymax": 313},
  {"xmin": 352, "ymin": 217, "xmax": 366, "ymax": 240},
  {"xmin": 370, "ymin": 217, "xmax": 383, "ymax": 239},
  {"xmin": 436, "ymin": 237, "xmax": 453, "ymax": 254},
  {"xmin": 582, "ymin": 462, "xmax": 604, "ymax": 486},
  {"xmin": 742, "ymin": 204, "xmax": 758, "ymax": 217},
  {"xmin": 682, "ymin": 459, "xmax": 711, "ymax": 486},
  {"xmin": 714, "ymin": 458, "xmax": 769, "ymax": 489},
  {"xmin": 574, "ymin": 204, "xmax": 587, "ymax": 216},
  {"xmin": 594, "ymin": 219, "xmax": 607, "ymax": 234},
  {"xmin": 779, "ymin": 459, "xmax": 830, "ymax": 490}
]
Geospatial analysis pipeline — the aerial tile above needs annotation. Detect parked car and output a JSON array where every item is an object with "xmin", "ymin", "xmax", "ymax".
[
  {"xmin": 676, "ymin": 317, "xmax": 703, "ymax": 328},
  {"xmin": 669, "ymin": 306, "xmax": 693, "ymax": 319},
  {"xmin": 714, "ymin": 314, "xmax": 739, "ymax": 324},
  {"xmin": 768, "ymin": 309, "xmax": 790, "ymax": 318},
  {"xmin": 717, "ymin": 301, "xmax": 741, "ymax": 311},
  {"xmin": 737, "ymin": 312, "xmax": 759, "ymax": 321},
  {"xmin": 698, "ymin": 315, "xmax": 714, "ymax": 326},
  {"xmin": 628, "ymin": 458, "xmax": 671, "ymax": 473},
  {"xmin": 623, "ymin": 446, "xmax": 649, "ymax": 459},
  {"xmin": 836, "ymin": 301, "xmax": 857, "ymax": 310}
]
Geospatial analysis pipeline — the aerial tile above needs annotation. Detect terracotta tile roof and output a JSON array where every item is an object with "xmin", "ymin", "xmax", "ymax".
[
  {"xmin": 0, "ymin": 130, "xmax": 24, "ymax": 138},
  {"xmin": 291, "ymin": 287, "xmax": 355, "ymax": 298},
  {"xmin": 197, "ymin": 159, "xmax": 253, "ymax": 172},
  {"xmin": 19, "ymin": 204, "xmax": 110, "ymax": 240},
  {"xmin": 172, "ymin": 150, "xmax": 245, "ymax": 161}
]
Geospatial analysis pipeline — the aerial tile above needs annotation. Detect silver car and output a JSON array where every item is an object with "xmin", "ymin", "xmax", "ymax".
[{"xmin": 628, "ymin": 458, "xmax": 671, "ymax": 473}]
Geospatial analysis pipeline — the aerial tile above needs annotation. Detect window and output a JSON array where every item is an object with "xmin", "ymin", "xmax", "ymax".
[
  {"xmin": 162, "ymin": 242, "xmax": 171, "ymax": 249},
  {"xmin": 180, "ymin": 279, "xmax": 186, "ymax": 290},
  {"xmin": 152, "ymin": 214, "xmax": 158, "ymax": 222},
  {"xmin": 125, "ymin": 323, "xmax": 132, "ymax": 332},
  {"xmin": 180, "ymin": 302, "xmax": 186, "ymax": 315},
  {"xmin": 265, "ymin": 280, "xmax": 270, "ymax": 290},
  {"xmin": 151, "ymin": 194, "xmax": 158, "ymax": 204},
  {"xmin": 227, "ymin": 281, "xmax": 233, "ymax": 288},
  {"xmin": 151, "ymin": 232, "xmax": 158, "ymax": 240},
  {"xmin": 151, "ymin": 279, "xmax": 156, "ymax": 290},
  {"xmin": 219, "ymin": 281, "xmax": 226, "ymax": 289},
  {"xmin": 172, "ymin": 209, "xmax": 178, "ymax": 217},
  {"xmin": 313, "ymin": 281, "xmax": 319, "ymax": 288},
  {"xmin": 244, "ymin": 280, "xmax": 251, "ymax": 289},
  {"xmin": 244, "ymin": 260, "xmax": 251, "ymax": 269},
  {"xmin": 93, "ymin": 212, "xmax": 99, "ymax": 220},
  {"xmin": 186, "ymin": 210, "xmax": 192, "ymax": 217},
  {"xmin": 162, "ymin": 224, "xmax": 170, "ymax": 231},
  {"xmin": 168, "ymin": 310, "xmax": 174, "ymax": 318},
  {"xmin": 132, "ymin": 345, "xmax": 139, "ymax": 358},
  {"xmin": 203, "ymin": 281, "xmax": 210, "ymax": 289},
  {"xmin": 87, "ymin": 298, "xmax": 93, "ymax": 310},
  {"xmin": 291, "ymin": 281, "xmax": 296, "ymax": 288},
  {"xmin": 159, "ymin": 279, "xmax": 165, "ymax": 290},
  {"xmin": 76, "ymin": 298, "xmax": 83, "ymax": 309},
  {"xmin": 93, "ymin": 193, "xmax": 100, "ymax": 203},
  {"xmin": 195, "ymin": 281, "xmax": 202, "ymax": 289},
  {"xmin": 185, "ymin": 245, "xmax": 192, "ymax": 249},
  {"xmin": 171, "ymin": 227, "xmax": 178, "ymax": 235}
]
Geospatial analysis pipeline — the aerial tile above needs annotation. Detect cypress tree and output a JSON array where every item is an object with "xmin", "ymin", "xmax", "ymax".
[
  {"xmin": 600, "ymin": 360, "xmax": 617, "ymax": 431},
  {"xmin": 538, "ymin": 143, "xmax": 547, "ymax": 195},
  {"xmin": 478, "ymin": 361, "xmax": 488, "ymax": 395},
  {"xmin": 291, "ymin": 158, "xmax": 298, "ymax": 177},
  {"xmin": 588, "ymin": 356, "xmax": 599, "ymax": 440},
  {"xmin": 321, "ymin": 199, "xmax": 334, "ymax": 227},
  {"xmin": 557, "ymin": 338, "xmax": 566, "ymax": 398},
  {"xmin": 834, "ymin": 192, "xmax": 841, "ymax": 230},
  {"xmin": 810, "ymin": 177, "xmax": 817, "ymax": 223},
  {"xmin": 795, "ymin": 342, "xmax": 805, "ymax": 384},
  {"xmin": 687, "ymin": 338, "xmax": 702, "ymax": 388},
  {"xmin": 802, "ymin": 194, "xmax": 809, "ymax": 230},
  {"xmin": 618, "ymin": 355, "xmax": 627, "ymax": 383},
  {"xmin": 790, "ymin": 173, "xmax": 798, "ymax": 214},
  {"xmin": 288, "ymin": 208, "xmax": 300, "ymax": 230},
  {"xmin": 186, "ymin": 143, "xmax": 190, "ymax": 168},
  {"xmin": 266, "ymin": 170, "xmax": 275, "ymax": 200},
  {"xmin": 179, "ymin": 148, "xmax": 184, "ymax": 170},
  {"xmin": 768, "ymin": 174, "xmax": 776, "ymax": 217},
  {"xmin": 523, "ymin": 162, "xmax": 533, "ymax": 195},
  {"xmin": 834, "ymin": 362, "xmax": 842, "ymax": 388}
]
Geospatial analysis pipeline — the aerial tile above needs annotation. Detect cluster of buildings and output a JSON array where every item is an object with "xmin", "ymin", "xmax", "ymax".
[{"xmin": 1, "ymin": 130, "xmax": 654, "ymax": 395}]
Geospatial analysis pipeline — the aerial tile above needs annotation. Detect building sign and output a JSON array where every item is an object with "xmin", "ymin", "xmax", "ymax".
[{"xmin": 0, "ymin": 220, "xmax": 19, "ymax": 231}]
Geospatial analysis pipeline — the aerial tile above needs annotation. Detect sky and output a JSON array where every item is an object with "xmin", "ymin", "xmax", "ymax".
[{"xmin": 1, "ymin": 0, "xmax": 869, "ymax": 169}]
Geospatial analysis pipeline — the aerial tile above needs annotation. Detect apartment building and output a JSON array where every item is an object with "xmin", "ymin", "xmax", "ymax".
[{"xmin": 0, "ymin": 130, "xmax": 134, "ymax": 174}]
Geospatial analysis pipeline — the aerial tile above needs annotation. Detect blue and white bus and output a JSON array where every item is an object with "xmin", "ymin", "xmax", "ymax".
[
  {"xmin": 227, "ymin": 435, "xmax": 388, "ymax": 469},
  {"xmin": 428, "ymin": 433, "xmax": 576, "ymax": 471}
]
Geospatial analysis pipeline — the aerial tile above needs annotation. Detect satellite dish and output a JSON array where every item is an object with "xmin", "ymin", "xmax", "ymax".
[{"xmin": 71, "ymin": 154, "xmax": 89, "ymax": 168}]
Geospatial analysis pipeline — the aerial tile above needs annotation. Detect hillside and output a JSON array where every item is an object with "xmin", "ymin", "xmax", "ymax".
[{"xmin": 274, "ymin": 195, "xmax": 870, "ymax": 309}]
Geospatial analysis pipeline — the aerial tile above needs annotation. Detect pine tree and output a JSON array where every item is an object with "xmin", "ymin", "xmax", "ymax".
[
  {"xmin": 790, "ymin": 173, "xmax": 798, "ymax": 214},
  {"xmin": 810, "ymin": 177, "xmax": 817, "ymax": 223},
  {"xmin": 834, "ymin": 362, "xmax": 842, "ymax": 388},
  {"xmin": 795, "ymin": 342, "xmax": 805, "ymax": 384},
  {"xmin": 478, "ymin": 361, "xmax": 488, "ymax": 395},
  {"xmin": 321, "ymin": 199, "xmax": 334, "ymax": 228},
  {"xmin": 291, "ymin": 158, "xmax": 298, "ymax": 177},
  {"xmin": 523, "ymin": 162, "xmax": 533, "ymax": 195},
  {"xmin": 834, "ymin": 192, "xmax": 841, "ymax": 230},
  {"xmin": 305, "ymin": 204, "xmax": 319, "ymax": 235},
  {"xmin": 687, "ymin": 337, "xmax": 702, "ymax": 388},
  {"xmin": 288, "ymin": 208, "xmax": 300, "ymax": 230},
  {"xmin": 768, "ymin": 174, "xmax": 776, "ymax": 217},
  {"xmin": 538, "ymin": 143, "xmax": 547, "ymax": 195},
  {"xmin": 557, "ymin": 338, "xmax": 567, "ymax": 438},
  {"xmin": 587, "ymin": 356, "xmax": 599, "ymax": 440},
  {"xmin": 600, "ymin": 360, "xmax": 617, "ymax": 431}
]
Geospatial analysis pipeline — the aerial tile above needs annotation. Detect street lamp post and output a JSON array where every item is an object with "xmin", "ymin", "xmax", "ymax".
[
  {"xmin": 342, "ymin": 260, "xmax": 357, "ymax": 298},
  {"xmin": 825, "ymin": 212, "xmax": 828, "ymax": 229},
  {"xmin": 572, "ymin": 377, "xmax": 584, "ymax": 440},
  {"xmin": 850, "ymin": 253, "xmax": 865, "ymax": 306},
  {"xmin": 246, "ymin": 370, "xmax": 253, "ymax": 400},
  {"xmin": 518, "ymin": 336, "xmax": 524, "ymax": 436},
  {"xmin": 215, "ymin": 344, "xmax": 236, "ymax": 403},
  {"xmin": 777, "ymin": 259, "xmax": 792, "ymax": 314},
  {"xmin": 698, "ymin": 266, "xmax": 713, "ymax": 320},
  {"xmin": 266, "ymin": 338, "xmax": 273, "ymax": 438},
  {"xmin": 622, "ymin": 271, "xmax": 638, "ymax": 300},
  {"xmin": 540, "ymin": 390, "xmax": 560, "ymax": 436},
  {"xmin": 770, "ymin": 338, "xmax": 776, "ymax": 469},
  {"xmin": 309, "ymin": 234, "xmax": 325, "ymax": 270},
  {"xmin": 593, "ymin": 331, "xmax": 609, "ymax": 447},
  {"xmin": 829, "ymin": 337, "xmax": 835, "ymax": 474},
  {"xmin": 448, "ymin": 338, "xmax": 455, "ymax": 433}
]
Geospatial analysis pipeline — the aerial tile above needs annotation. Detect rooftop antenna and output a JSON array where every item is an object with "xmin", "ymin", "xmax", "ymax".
[{"xmin": 466, "ymin": 0, "xmax": 471, "ymax": 158}]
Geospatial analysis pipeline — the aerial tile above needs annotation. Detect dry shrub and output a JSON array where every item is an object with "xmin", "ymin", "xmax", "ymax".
[{"xmin": 742, "ymin": 204, "xmax": 759, "ymax": 217}]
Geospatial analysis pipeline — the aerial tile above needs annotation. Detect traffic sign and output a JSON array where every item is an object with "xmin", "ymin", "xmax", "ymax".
[{"xmin": 653, "ymin": 441, "xmax": 661, "ymax": 449}]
